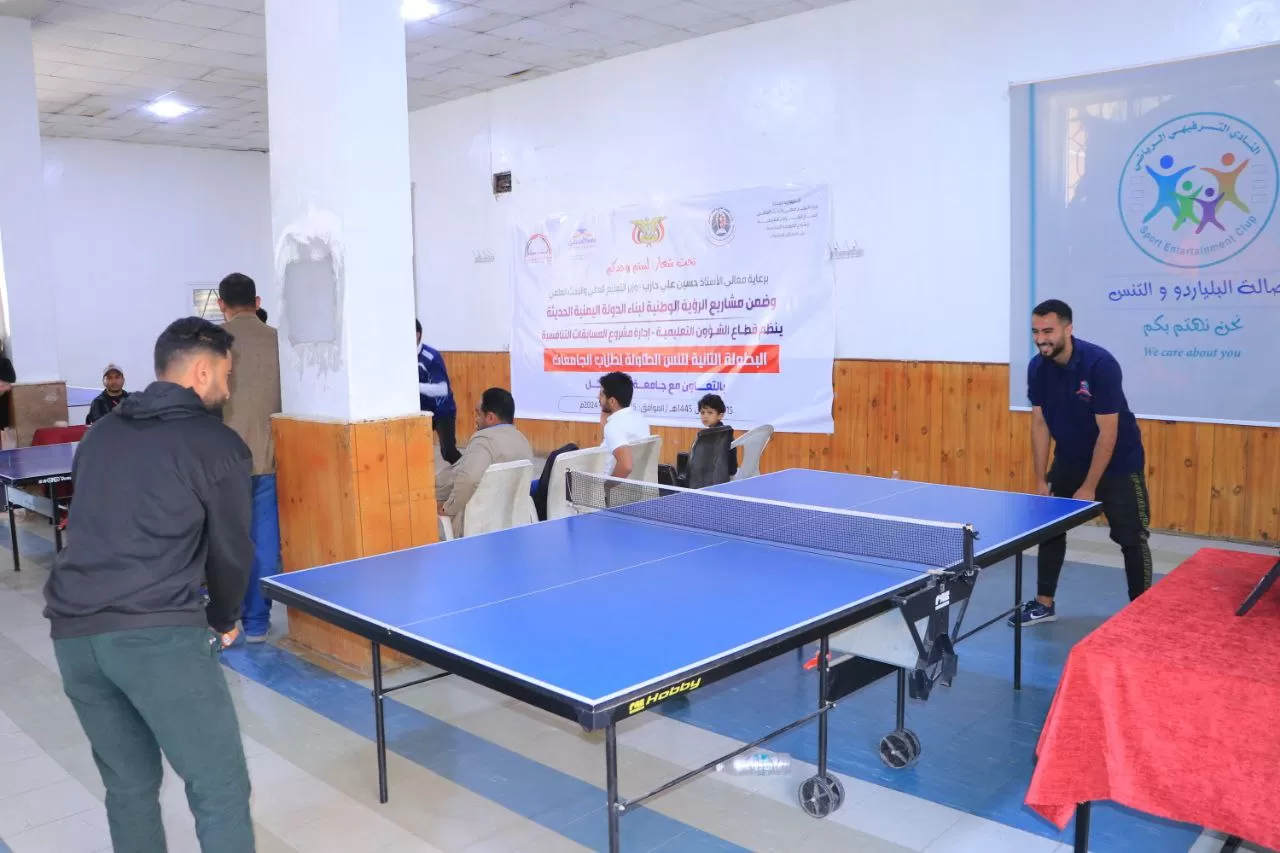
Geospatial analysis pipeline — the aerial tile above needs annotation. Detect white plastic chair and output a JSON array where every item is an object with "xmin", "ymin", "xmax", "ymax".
[
  {"xmin": 625, "ymin": 435, "xmax": 662, "ymax": 483},
  {"xmin": 545, "ymin": 446, "xmax": 612, "ymax": 520},
  {"xmin": 731, "ymin": 424, "xmax": 774, "ymax": 480},
  {"xmin": 438, "ymin": 459, "xmax": 537, "ymax": 540}
]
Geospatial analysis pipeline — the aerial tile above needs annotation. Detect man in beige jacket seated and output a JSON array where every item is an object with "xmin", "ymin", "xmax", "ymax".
[{"xmin": 436, "ymin": 387, "xmax": 534, "ymax": 537}]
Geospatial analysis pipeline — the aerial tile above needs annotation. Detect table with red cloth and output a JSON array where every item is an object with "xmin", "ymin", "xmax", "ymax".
[{"xmin": 1026, "ymin": 547, "xmax": 1280, "ymax": 852}]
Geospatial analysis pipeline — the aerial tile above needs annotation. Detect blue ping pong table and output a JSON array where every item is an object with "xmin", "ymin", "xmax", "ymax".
[
  {"xmin": 0, "ymin": 442, "xmax": 77, "ymax": 570},
  {"xmin": 66, "ymin": 386, "xmax": 100, "ymax": 410},
  {"xmin": 263, "ymin": 467, "xmax": 1099, "ymax": 852}
]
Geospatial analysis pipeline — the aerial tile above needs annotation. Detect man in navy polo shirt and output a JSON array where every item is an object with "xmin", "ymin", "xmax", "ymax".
[{"xmin": 1010, "ymin": 299, "xmax": 1152, "ymax": 627}]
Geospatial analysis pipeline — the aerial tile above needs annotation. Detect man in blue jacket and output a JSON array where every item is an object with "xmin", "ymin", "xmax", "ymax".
[{"xmin": 416, "ymin": 319, "xmax": 460, "ymax": 464}]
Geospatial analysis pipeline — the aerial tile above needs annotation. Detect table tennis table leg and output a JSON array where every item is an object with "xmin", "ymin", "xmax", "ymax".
[
  {"xmin": 895, "ymin": 668, "xmax": 907, "ymax": 731},
  {"xmin": 1014, "ymin": 552, "xmax": 1023, "ymax": 691},
  {"xmin": 605, "ymin": 721, "xmax": 621, "ymax": 853},
  {"xmin": 1073, "ymin": 801, "xmax": 1090, "ymax": 852},
  {"xmin": 49, "ymin": 484, "xmax": 63, "ymax": 553},
  {"xmin": 371, "ymin": 642, "xmax": 389, "ymax": 804},
  {"xmin": 816, "ymin": 635, "xmax": 830, "ymax": 780},
  {"xmin": 7, "ymin": 490, "xmax": 18, "ymax": 572}
]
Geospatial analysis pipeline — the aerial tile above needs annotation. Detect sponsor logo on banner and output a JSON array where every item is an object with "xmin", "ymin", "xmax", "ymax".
[
  {"xmin": 630, "ymin": 216, "xmax": 666, "ymax": 245},
  {"xmin": 707, "ymin": 207, "xmax": 735, "ymax": 246},
  {"xmin": 524, "ymin": 233, "xmax": 553, "ymax": 264},
  {"xmin": 1118, "ymin": 111, "xmax": 1276, "ymax": 269},
  {"xmin": 567, "ymin": 227, "xmax": 597, "ymax": 259}
]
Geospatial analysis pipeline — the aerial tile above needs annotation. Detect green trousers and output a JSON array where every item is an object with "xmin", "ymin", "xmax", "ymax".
[{"xmin": 53, "ymin": 626, "xmax": 254, "ymax": 853}]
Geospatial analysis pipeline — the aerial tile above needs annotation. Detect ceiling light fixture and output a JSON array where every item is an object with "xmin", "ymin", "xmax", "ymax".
[
  {"xmin": 400, "ymin": 0, "xmax": 443, "ymax": 22},
  {"xmin": 145, "ymin": 98, "xmax": 193, "ymax": 119}
]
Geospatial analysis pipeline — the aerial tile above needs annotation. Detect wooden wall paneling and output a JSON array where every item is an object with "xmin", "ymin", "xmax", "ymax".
[
  {"xmin": 1191, "ymin": 423, "xmax": 1217, "ymax": 534},
  {"xmin": 1137, "ymin": 419, "xmax": 1164, "ymax": 526},
  {"xmin": 383, "ymin": 419, "xmax": 415, "ymax": 552},
  {"xmin": 404, "ymin": 416, "xmax": 440, "ymax": 547},
  {"xmin": 352, "ymin": 421, "xmax": 394, "ymax": 558},
  {"xmin": 1245, "ymin": 426, "xmax": 1277, "ymax": 542},
  {"xmin": 1156, "ymin": 420, "xmax": 1196, "ymax": 534},
  {"xmin": 901, "ymin": 362, "xmax": 931, "ymax": 482},
  {"xmin": 1208, "ymin": 425, "xmax": 1249, "ymax": 539},
  {"xmin": 989, "ymin": 367, "xmax": 1012, "ymax": 492},
  {"xmin": 274, "ymin": 414, "xmax": 436, "ymax": 673}
]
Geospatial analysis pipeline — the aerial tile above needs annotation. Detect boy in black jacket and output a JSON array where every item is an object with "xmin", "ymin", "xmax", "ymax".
[{"xmin": 43, "ymin": 317, "xmax": 256, "ymax": 853}]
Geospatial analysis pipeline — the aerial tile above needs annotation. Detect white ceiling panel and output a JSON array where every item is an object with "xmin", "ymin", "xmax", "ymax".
[{"xmin": 3, "ymin": 0, "xmax": 840, "ymax": 152}]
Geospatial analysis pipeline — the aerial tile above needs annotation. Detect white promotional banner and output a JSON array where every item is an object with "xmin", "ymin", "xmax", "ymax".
[{"xmin": 511, "ymin": 185, "xmax": 835, "ymax": 433}]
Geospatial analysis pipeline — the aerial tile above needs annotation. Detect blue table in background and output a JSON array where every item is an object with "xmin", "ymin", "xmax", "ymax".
[{"xmin": 0, "ymin": 442, "xmax": 76, "ymax": 570}]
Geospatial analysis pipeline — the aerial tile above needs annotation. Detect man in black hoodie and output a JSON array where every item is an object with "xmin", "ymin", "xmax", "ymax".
[{"xmin": 43, "ymin": 316, "xmax": 256, "ymax": 853}]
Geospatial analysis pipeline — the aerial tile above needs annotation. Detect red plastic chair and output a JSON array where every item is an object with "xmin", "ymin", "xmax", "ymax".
[{"xmin": 31, "ymin": 426, "xmax": 88, "ymax": 448}]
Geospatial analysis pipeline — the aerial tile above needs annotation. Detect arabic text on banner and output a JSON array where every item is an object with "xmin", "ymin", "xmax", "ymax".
[{"xmin": 511, "ymin": 185, "xmax": 835, "ymax": 433}]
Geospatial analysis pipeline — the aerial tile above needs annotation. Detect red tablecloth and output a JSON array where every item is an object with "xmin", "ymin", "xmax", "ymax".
[{"xmin": 1026, "ymin": 547, "xmax": 1280, "ymax": 849}]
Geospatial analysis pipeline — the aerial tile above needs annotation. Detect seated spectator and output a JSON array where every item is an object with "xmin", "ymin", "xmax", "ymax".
[
  {"xmin": 86, "ymin": 364, "xmax": 130, "ymax": 425},
  {"xmin": 695, "ymin": 393, "xmax": 737, "ymax": 477},
  {"xmin": 598, "ymin": 371, "xmax": 650, "ymax": 478},
  {"xmin": 436, "ymin": 387, "xmax": 533, "ymax": 536}
]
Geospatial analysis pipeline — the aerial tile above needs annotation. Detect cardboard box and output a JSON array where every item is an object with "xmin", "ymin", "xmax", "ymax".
[{"xmin": 8, "ymin": 382, "xmax": 69, "ymax": 447}]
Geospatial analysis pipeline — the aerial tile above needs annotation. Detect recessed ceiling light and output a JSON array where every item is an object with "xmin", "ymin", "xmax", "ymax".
[
  {"xmin": 400, "ymin": 0, "xmax": 443, "ymax": 22},
  {"xmin": 145, "ymin": 98, "xmax": 192, "ymax": 119}
]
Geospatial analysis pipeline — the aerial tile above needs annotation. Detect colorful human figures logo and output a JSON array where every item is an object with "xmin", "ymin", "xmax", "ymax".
[{"xmin": 1118, "ymin": 112, "xmax": 1276, "ymax": 269}]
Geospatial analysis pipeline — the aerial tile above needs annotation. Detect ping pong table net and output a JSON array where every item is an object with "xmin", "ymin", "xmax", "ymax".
[{"xmin": 565, "ymin": 471, "xmax": 976, "ymax": 572}]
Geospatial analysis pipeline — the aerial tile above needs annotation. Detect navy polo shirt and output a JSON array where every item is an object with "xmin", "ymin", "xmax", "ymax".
[{"xmin": 1027, "ymin": 336, "xmax": 1144, "ymax": 477}]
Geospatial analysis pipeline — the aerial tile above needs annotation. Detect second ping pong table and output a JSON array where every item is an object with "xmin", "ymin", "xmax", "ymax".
[
  {"xmin": 263, "ymin": 467, "xmax": 1100, "ymax": 852},
  {"xmin": 0, "ymin": 442, "xmax": 77, "ymax": 570}
]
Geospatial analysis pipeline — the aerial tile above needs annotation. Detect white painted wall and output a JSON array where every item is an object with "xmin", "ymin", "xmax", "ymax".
[
  {"xmin": 41, "ymin": 138, "xmax": 273, "ymax": 392},
  {"xmin": 408, "ymin": 0, "xmax": 1280, "ymax": 362}
]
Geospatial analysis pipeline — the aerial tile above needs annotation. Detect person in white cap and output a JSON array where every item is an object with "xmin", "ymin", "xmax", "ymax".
[{"xmin": 86, "ymin": 364, "xmax": 129, "ymax": 425}]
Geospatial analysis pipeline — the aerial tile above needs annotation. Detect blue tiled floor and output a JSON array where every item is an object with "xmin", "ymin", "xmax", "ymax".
[{"xmin": 654, "ymin": 554, "xmax": 1203, "ymax": 853}]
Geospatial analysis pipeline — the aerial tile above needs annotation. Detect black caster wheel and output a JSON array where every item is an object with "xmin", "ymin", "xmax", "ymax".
[
  {"xmin": 797, "ymin": 773, "xmax": 845, "ymax": 818},
  {"xmin": 878, "ymin": 728, "xmax": 922, "ymax": 769}
]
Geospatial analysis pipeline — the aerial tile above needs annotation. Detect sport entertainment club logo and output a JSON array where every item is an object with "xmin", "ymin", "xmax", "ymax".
[{"xmin": 1118, "ymin": 111, "xmax": 1277, "ymax": 269}]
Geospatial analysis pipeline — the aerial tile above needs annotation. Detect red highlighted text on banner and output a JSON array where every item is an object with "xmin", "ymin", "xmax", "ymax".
[{"xmin": 543, "ymin": 346, "xmax": 780, "ymax": 374}]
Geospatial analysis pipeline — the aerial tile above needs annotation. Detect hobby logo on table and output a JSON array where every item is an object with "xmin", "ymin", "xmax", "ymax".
[
  {"xmin": 1118, "ymin": 111, "xmax": 1277, "ymax": 269},
  {"xmin": 627, "ymin": 676, "xmax": 702, "ymax": 715}
]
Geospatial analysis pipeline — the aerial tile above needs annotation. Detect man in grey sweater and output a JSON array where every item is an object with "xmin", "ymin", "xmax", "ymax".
[{"xmin": 436, "ymin": 387, "xmax": 533, "ymax": 536}]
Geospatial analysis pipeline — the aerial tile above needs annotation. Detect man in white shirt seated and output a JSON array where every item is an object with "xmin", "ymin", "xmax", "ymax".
[
  {"xmin": 598, "ymin": 371, "xmax": 651, "ymax": 478},
  {"xmin": 436, "ymin": 387, "xmax": 534, "ymax": 536}
]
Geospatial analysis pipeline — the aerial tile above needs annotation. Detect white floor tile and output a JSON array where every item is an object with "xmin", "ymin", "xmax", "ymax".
[
  {"xmin": 3, "ymin": 807, "xmax": 112, "ymax": 853},
  {"xmin": 923, "ymin": 814, "xmax": 1063, "ymax": 853}
]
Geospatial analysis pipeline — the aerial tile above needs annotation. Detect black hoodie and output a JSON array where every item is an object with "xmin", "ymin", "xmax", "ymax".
[{"xmin": 43, "ymin": 381, "xmax": 254, "ymax": 639}]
